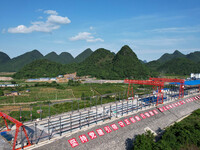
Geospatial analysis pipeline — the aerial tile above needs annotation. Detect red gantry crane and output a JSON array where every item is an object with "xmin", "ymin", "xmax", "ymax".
[
  {"xmin": 149, "ymin": 78, "xmax": 185, "ymax": 98},
  {"xmin": 0, "ymin": 112, "xmax": 31, "ymax": 150},
  {"xmin": 124, "ymin": 79, "xmax": 165, "ymax": 105}
]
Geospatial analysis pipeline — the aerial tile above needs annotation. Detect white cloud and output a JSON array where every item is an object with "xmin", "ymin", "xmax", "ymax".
[
  {"xmin": 47, "ymin": 15, "xmax": 71, "ymax": 24},
  {"xmin": 149, "ymin": 26, "xmax": 200, "ymax": 33},
  {"xmin": 8, "ymin": 10, "xmax": 71, "ymax": 34},
  {"xmin": 69, "ymin": 32, "xmax": 104, "ymax": 42},
  {"xmin": 44, "ymin": 10, "xmax": 58, "ymax": 15}
]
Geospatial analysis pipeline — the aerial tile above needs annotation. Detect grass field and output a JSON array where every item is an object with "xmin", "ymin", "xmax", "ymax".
[
  {"xmin": 0, "ymin": 82, "xmax": 153, "ymax": 125},
  {"xmin": 0, "ymin": 93, "xmax": 126, "ymax": 123},
  {"xmin": 0, "ymin": 83, "xmax": 131, "ymax": 104}
]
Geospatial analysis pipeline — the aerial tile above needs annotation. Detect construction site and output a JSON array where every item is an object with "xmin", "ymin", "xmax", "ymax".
[{"xmin": 0, "ymin": 78, "xmax": 200, "ymax": 150}]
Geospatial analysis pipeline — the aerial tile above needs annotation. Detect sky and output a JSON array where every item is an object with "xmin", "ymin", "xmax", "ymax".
[{"xmin": 0, "ymin": 0, "xmax": 200, "ymax": 61}]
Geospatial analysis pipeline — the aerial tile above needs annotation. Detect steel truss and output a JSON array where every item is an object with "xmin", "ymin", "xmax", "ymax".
[{"xmin": 0, "ymin": 112, "xmax": 31, "ymax": 150}]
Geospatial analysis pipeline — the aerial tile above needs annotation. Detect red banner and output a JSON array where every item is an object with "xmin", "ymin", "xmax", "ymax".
[
  {"xmin": 96, "ymin": 128, "xmax": 105, "ymax": 136},
  {"xmin": 124, "ymin": 119, "xmax": 131, "ymax": 125},
  {"xmin": 129, "ymin": 117, "xmax": 136, "ymax": 123},
  {"xmin": 118, "ymin": 121, "xmax": 126, "ymax": 127},
  {"xmin": 149, "ymin": 111, "xmax": 154, "ymax": 116},
  {"xmin": 110, "ymin": 123, "xmax": 119, "ymax": 131},
  {"xmin": 88, "ymin": 131, "xmax": 97, "ymax": 140},
  {"xmin": 144, "ymin": 112, "xmax": 151, "ymax": 117},
  {"xmin": 140, "ymin": 113, "xmax": 146, "ymax": 119},
  {"xmin": 134, "ymin": 115, "xmax": 141, "ymax": 121},
  {"xmin": 68, "ymin": 138, "xmax": 79, "ymax": 148},
  {"xmin": 79, "ymin": 134, "xmax": 89, "ymax": 143}
]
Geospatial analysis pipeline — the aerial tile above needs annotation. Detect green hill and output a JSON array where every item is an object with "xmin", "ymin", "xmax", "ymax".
[
  {"xmin": 13, "ymin": 59, "xmax": 65, "ymax": 79},
  {"xmin": 0, "ymin": 51, "xmax": 10, "ymax": 64},
  {"xmin": 44, "ymin": 52, "xmax": 61, "ymax": 63},
  {"xmin": 186, "ymin": 51, "xmax": 200, "ymax": 63},
  {"xmin": 44, "ymin": 52, "xmax": 74, "ymax": 64},
  {"xmin": 13, "ymin": 45, "xmax": 151, "ymax": 79},
  {"xmin": 10, "ymin": 46, "xmax": 200, "ymax": 79},
  {"xmin": 0, "ymin": 50, "xmax": 43, "ymax": 72},
  {"xmin": 112, "ymin": 45, "xmax": 149, "ymax": 79},
  {"xmin": 0, "ymin": 49, "xmax": 89, "ymax": 72},
  {"xmin": 145, "ymin": 60, "xmax": 161, "ymax": 71},
  {"xmin": 157, "ymin": 50, "xmax": 185, "ymax": 64},
  {"xmin": 77, "ymin": 48, "xmax": 115, "ymax": 79},
  {"xmin": 74, "ymin": 48, "xmax": 93, "ymax": 63},
  {"xmin": 59, "ymin": 52, "xmax": 74, "ymax": 64},
  {"xmin": 158, "ymin": 57, "xmax": 199, "ymax": 75}
]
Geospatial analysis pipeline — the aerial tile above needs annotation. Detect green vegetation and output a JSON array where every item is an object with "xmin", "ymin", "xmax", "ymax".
[
  {"xmin": 157, "ymin": 50, "xmax": 185, "ymax": 64},
  {"xmin": 147, "ymin": 50, "xmax": 200, "ymax": 76},
  {"xmin": 186, "ymin": 51, "xmax": 200, "ymax": 63},
  {"xmin": 133, "ymin": 109, "xmax": 200, "ymax": 150},
  {"xmin": 0, "ymin": 51, "xmax": 10, "ymax": 64},
  {"xmin": 1, "ymin": 92, "xmax": 127, "ymax": 123},
  {"xmin": 77, "ymin": 48, "xmax": 116, "ymax": 79},
  {"xmin": 158, "ymin": 58, "xmax": 200, "ymax": 75},
  {"xmin": 13, "ymin": 59, "xmax": 66, "ymax": 79},
  {"xmin": 0, "ymin": 50, "xmax": 43, "ymax": 72},
  {"xmin": 112, "ymin": 45, "xmax": 150, "ymax": 79},
  {"xmin": 0, "ymin": 89, "xmax": 3, "ymax": 96},
  {"xmin": 13, "ymin": 45, "xmax": 150, "ymax": 79},
  {"xmin": 68, "ymin": 80, "xmax": 81, "ymax": 86},
  {"xmin": 44, "ymin": 51, "xmax": 74, "ymax": 64},
  {"xmin": 0, "ymin": 48, "xmax": 93, "ymax": 72},
  {"xmin": 2, "ymin": 46, "xmax": 200, "ymax": 78},
  {"xmin": 0, "ymin": 83, "xmax": 129, "ymax": 104},
  {"xmin": 74, "ymin": 48, "xmax": 93, "ymax": 63}
]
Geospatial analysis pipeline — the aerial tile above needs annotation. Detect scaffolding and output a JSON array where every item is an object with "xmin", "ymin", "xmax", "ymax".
[
  {"xmin": 124, "ymin": 79, "xmax": 164, "ymax": 105},
  {"xmin": 149, "ymin": 78, "xmax": 185, "ymax": 98},
  {"xmin": 0, "ymin": 112, "xmax": 31, "ymax": 150}
]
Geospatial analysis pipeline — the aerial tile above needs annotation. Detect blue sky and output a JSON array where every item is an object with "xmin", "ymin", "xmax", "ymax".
[{"xmin": 0, "ymin": 0, "xmax": 200, "ymax": 61}]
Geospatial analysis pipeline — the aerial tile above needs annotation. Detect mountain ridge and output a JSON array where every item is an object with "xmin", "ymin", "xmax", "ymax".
[{"xmin": 13, "ymin": 45, "xmax": 150, "ymax": 79}]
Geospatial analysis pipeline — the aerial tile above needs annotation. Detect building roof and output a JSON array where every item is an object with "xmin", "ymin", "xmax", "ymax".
[{"xmin": 170, "ymin": 80, "xmax": 200, "ymax": 86}]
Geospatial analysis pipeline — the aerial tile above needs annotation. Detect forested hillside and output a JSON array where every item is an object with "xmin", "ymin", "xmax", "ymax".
[
  {"xmin": 0, "ymin": 48, "xmax": 92, "ymax": 72},
  {"xmin": 13, "ymin": 59, "xmax": 66, "ymax": 79},
  {"xmin": 1, "ymin": 45, "xmax": 200, "ymax": 78},
  {"xmin": 146, "ymin": 50, "xmax": 200, "ymax": 75},
  {"xmin": 13, "ymin": 45, "xmax": 150, "ymax": 79}
]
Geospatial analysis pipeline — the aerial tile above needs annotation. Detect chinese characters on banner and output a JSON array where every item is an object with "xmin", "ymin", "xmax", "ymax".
[
  {"xmin": 149, "ymin": 111, "xmax": 154, "ymax": 116},
  {"xmin": 158, "ymin": 107, "xmax": 164, "ymax": 112},
  {"xmin": 140, "ymin": 113, "xmax": 146, "ymax": 119},
  {"xmin": 153, "ymin": 109, "xmax": 159, "ymax": 114},
  {"xmin": 68, "ymin": 138, "xmax": 79, "ymax": 148},
  {"xmin": 96, "ymin": 128, "xmax": 105, "ymax": 136},
  {"xmin": 68, "ymin": 106, "xmax": 165, "ymax": 148},
  {"xmin": 79, "ymin": 134, "xmax": 89, "ymax": 143},
  {"xmin": 118, "ymin": 121, "xmax": 126, "ymax": 127},
  {"xmin": 88, "ymin": 131, "xmax": 97, "ymax": 140},
  {"xmin": 124, "ymin": 119, "xmax": 131, "ymax": 125},
  {"xmin": 129, "ymin": 117, "xmax": 136, "ymax": 123},
  {"xmin": 135, "ymin": 115, "xmax": 141, "ymax": 121},
  {"xmin": 110, "ymin": 124, "xmax": 119, "ymax": 131},
  {"xmin": 104, "ymin": 126, "xmax": 112, "ymax": 133},
  {"xmin": 144, "ymin": 112, "xmax": 151, "ymax": 117}
]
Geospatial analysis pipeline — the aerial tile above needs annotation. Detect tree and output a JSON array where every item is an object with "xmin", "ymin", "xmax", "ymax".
[
  {"xmin": 0, "ymin": 89, "xmax": 4, "ymax": 96},
  {"xmin": 81, "ymin": 93, "xmax": 85, "ymax": 100}
]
